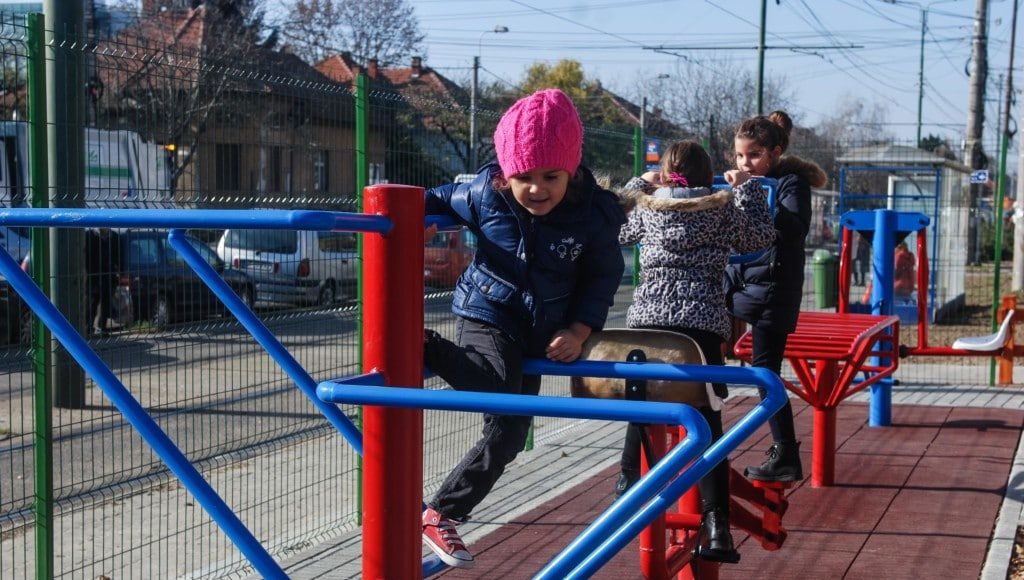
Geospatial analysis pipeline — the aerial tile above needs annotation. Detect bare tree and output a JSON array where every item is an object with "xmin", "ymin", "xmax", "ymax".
[
  {"xmin": 814, "ymin": 96, "xmax": 892, "ymax": 145},
  {"xmin": 100, "ymin": 0, "xmax": 267, "ymax": 196},
  {"xmin": 636, "ymin": 56, "xmax": 795, "ymax": 169},
  {"xmin": 282, "ymin": 0, "xmax": 424, "ymax": 66}
]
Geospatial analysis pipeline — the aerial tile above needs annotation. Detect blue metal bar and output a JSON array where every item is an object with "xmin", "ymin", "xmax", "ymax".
[
  {"xmin": 0, "ymin": 233, "xmax": 286, "ymax": 579},
  {"xmin": 167, "ymin": 229, "xmax": 364, "ymax": 456},
  {"xmin": 315, "ymin": 378, "xmax": 712, "ymax": 579},
  {"xmin": 523, "ymin": 358, "xmax": 776, "ymax": 385},
  {"xmin": 0, "ymin": 207, "xmax": 393, "ymax": 235},
  {"xmin": 323, "ymin": 359, "xmax": 784, "ymax": 578},
  {"xmin": 870, "ymin": 210, "xmax": 897, "ymax": 427},
  {"xmin": 317, "ymin": 380, "xmax": 708, "ymax": 427},
  {"xmin": 425, "ymin": 215, "xmax": 459, "ymax": 230},
  {"xmin": 422, "ymin": 555, "xmax": 447, "ymax": 578},
  {"xmin": 533, "ymin": 364, "xmax": 786, "ymax": 579}
]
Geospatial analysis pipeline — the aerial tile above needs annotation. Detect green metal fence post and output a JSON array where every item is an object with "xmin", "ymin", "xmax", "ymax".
[
  {"xmin": 991, "ymin": 131, "xmax": 1010, "ymax": 385},
  {"xmin": 355, "ymin": 72, "xmax": 368, "ymax": 523},
  {"xmin": 27, "ymin": 13, "xmax": 54, "ymax": 579}
]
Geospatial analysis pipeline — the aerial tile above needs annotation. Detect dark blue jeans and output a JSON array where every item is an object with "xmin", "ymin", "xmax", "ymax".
[{"xmin": 424, "ymin": 317, "xmax": 541, "ymax": 521}]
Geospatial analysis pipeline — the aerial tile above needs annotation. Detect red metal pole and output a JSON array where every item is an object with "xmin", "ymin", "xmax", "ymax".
[
  {"xmin": 838, "ymin": 227, "xmax": 852, "ymax": 314},
  {"xmin": 811, "ymin": 407, "xmax": 836, "ymax": 488},
  {"xmin": 916, "ymin": 228, "xmax": 929, "ymax": 348},
  {"xmin": 362, "ymin": 184, "xmax": 425, "ymax": 580},
  {"xmin": 640, "ymin": 424, "xmax": 669, "ymax": 579}
]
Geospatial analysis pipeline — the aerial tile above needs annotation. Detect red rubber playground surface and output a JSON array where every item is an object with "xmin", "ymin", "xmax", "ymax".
[{"xmin": 437, "ymin": 397, "xmax": 1023, "ymax": 579}]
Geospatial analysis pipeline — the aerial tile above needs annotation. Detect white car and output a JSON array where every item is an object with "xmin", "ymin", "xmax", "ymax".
[{"xmin": 216, "ymin": 229, "xmax": 358, "ymax": 307}]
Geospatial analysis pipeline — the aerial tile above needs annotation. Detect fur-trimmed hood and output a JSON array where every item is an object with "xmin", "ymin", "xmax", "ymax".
[
  {"xmin": 616, "ymin": 177, "xmax": 733, "ymax": 213},
  {"xmin": 636, "ymin": 188, "xmax": 733, "ymax": 212},
  {"xmin": 774, "ymin": 155, "xmax": 828, "ymax": 188}
]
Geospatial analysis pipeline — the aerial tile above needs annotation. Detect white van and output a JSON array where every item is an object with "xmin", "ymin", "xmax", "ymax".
[
  {"xmin": 216, "ymin": 229, "xmax": 358, "ymax": 307},
  {"xmin": 0, "ymin": 121, "xmax": 172, "ymax": 209}
]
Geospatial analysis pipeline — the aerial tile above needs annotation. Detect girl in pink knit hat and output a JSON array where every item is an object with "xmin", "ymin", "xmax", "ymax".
[{"xmin": 421, "ymin": 88, "xmax": 626, "ymax": 568}]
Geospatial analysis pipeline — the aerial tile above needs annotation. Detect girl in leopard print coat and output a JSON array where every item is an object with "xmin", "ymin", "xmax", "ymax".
[{"xmin": 615, "ymin": 140, "xmax": 775, "ymax": 563}]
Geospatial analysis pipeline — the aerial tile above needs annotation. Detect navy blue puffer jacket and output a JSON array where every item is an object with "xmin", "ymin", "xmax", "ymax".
[
  {"xmin": 425, "ymin": 164, "xmax": 626, "ymax": 353},
  {"xmin": 725, "ymin": 156, "xmax": 827, "ymax": 334}
]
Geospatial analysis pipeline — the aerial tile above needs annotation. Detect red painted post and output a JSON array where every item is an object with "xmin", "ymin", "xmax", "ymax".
[
  {"xmin": 362, "ymin": 184, "xmax": 425, "ymax": 580},
  {"xmin": 640, "ymin": 424, "xmax": 668, "ymax": 579},
  {"xmin": 811, "ymin": 407, "xmax": 836, "ymax": 487}
]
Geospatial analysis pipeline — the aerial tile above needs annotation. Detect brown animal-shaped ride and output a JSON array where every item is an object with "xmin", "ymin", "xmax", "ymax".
[{"xmin": 570, "ymin": 329, "xmax": 713, "ymax": 408}]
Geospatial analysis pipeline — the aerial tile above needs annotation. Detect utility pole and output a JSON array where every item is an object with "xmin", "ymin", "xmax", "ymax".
[
  {"xmin": 916, "ymin": 9, "xmax": 927, "ymax": 145},
  {"xmin": 469, "ymin": 26, "xmax": 508, "ymax": 173},
  {"xmin": 756, "ymin": 0, "xmax": 768, "ymax": 115},
  {"xmin": 469, "ymin": 55, "xmax": 479, "ymax": 172},
  {"xmin": 44, "ymin": 0, "xmax": 86, "ymax": 407},
  {"xmin": 965, "ymin": 0, "xmax": 989, "ymax": 264}
]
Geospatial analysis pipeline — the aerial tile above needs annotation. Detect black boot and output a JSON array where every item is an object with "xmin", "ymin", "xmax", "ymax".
[
  {"xmin": 745, "ymin": 441, "xmax": 803, "ymax": 482},
  {"xmin": 613, "ymin": 468, "xmax": 640, "ymax": 499},
  {"xmin": 695, "ymin": 508, "xmax": 740, "ymax": 564}
]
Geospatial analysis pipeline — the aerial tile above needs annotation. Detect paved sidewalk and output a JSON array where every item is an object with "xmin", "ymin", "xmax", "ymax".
[{"xmin": 275, "ymin": 378, "xmax": 1024, "ymax": 579}]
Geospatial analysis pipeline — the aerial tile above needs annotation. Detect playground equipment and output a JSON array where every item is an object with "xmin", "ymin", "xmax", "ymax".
[
  {"xmin": 836, "ymin": 146, "xmax": 973, "ymax": 322},
  {"xmin": 836, "ymin": 209, "xmax": 1020, "ymax": 383},
  {"xmin": 733, "ymin": 311, "xmax": 899, "ymax": 487},
  {"xmin": 570, "ymin": 329, "xmax": 791, "ymax": 578},
  {"xmin": 1, "ymin": 186, "xmax": 789, "ymax": 579}
]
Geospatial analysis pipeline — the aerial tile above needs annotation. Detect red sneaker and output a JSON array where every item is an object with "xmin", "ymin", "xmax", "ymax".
[{"xmin": 422, "ymin": 508, "xmax": 474, "ymax": 568}]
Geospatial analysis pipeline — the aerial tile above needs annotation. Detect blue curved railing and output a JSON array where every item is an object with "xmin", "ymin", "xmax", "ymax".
[
  {"xmin": 0, "ymin": 208, "xmax": 390, "ymax": 580},
  {"xmin": 317, "ymin": 361, "xmax": 786, "ymax": 579},
  {"xmin": 3, "ymin": 207, "xmax": 787, "ymax": 579}
]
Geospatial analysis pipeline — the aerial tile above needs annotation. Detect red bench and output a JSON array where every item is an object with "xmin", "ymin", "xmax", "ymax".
[{"xmin": 734, "ymin": 311, "xmax": 900, "ymax": 486}]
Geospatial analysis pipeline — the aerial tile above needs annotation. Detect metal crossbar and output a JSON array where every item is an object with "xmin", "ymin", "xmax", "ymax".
[
  {"xmin": 4, "ymin": 207, "xmax": 787, "ymax": 579},
  {"xmin": 318, "ymin": 362, "xmax": 786, "ymax": 579},
  {"xmin": 0, "ymin": 208, "xmax": 386, "ymax": 579}
]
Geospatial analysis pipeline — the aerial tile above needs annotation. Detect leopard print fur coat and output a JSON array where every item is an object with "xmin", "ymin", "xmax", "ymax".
[{"xmin": 618, "ymin": 177, "xmax": 775, "ymax": 341}]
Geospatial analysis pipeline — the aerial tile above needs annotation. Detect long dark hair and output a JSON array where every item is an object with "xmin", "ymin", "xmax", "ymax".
[{"xmin": 735, "ymin": 110, "xmax": 793, "ymax": 154}]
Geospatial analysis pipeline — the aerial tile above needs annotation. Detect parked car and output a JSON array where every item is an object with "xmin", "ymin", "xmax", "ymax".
[
  {"xmin": 424, "ymin": 228, "xmax": 476, "ymax": 288},
  {"xmin": 215, "ymin": 229, "xmax": 358, "ymax": 307},
  {"xmin": 120, "ymin": 230, "xmax": 255, "ymax": 328}
]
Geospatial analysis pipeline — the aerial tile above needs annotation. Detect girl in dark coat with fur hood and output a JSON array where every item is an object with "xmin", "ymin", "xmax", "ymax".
[{"xmin": 724, "ymin": 111, "xmax": 828, "ymax": 484}]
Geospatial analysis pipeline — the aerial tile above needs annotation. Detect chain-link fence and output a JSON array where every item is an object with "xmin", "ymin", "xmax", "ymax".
[{"xmin": 0, "ymin": 8, "xmax": 1013, "ymax": 579}]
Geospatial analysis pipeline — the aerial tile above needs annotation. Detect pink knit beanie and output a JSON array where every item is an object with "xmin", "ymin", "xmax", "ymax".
[{"xmin": 493, "ymin": 88, "xmax": 583, "ymax": 178}]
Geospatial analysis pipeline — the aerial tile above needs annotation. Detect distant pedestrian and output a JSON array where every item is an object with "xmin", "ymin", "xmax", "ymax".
[
  {"xmin": 853, "ymin": 235, "xmax": 871, "ymax": 286},
  {"xmin": 85, "ymin": 228, "xmax": 120, "ymax": 336},
  {"xmin": 894, "ymin": 241, "xmax": 915, "ymax": 298}
]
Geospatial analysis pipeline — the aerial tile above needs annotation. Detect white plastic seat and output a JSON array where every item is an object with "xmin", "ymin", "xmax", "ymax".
[{"xmin": 952, "ymin": 310, "xmax": 1015, "ymax": 352}]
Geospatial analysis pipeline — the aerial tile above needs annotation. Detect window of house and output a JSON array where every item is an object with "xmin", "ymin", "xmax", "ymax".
[
  {"xmin": 215, "ymin": 143, "xmax": 240, "ymax": 191},
  {"xmin": 313, "ymin": 149, "xmax": 328, "ymax": 192}
]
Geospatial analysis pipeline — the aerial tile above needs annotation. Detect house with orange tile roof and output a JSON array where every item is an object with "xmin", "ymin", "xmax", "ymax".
[{"xmin": 92, "ymin": 1, "xmax": 380, "ymax": 208}]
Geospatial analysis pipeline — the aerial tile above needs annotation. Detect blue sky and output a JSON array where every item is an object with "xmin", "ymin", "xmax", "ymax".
[{"xmin": 408, "ymin": 0, "xmax": 1020, "ymax": 149}]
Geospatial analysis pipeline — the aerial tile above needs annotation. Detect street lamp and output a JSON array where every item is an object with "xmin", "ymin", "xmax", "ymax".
[{"xmin": 470, "ymin": 25, "xmax": 508, "ymax": 171}]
